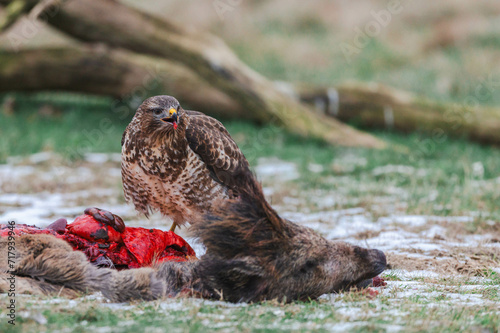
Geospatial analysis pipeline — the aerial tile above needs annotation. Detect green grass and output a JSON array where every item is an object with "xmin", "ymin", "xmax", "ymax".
[
  {"xmin": 1, "ymin": 291, "xmax": 498, "ymax": 333},
  {"xmin": 1, "ymin": 26, "xmax": 499, "ymax": 331},
  {"xmin": 231, "ymin": 31, "xmax": 500, "ymax": 107},
  {"xmin": 1, "ymin": 3, "xmax": 500, "ymax": 331},
  {"xmin": 1, "ymin": 92, "xmax": 500, "ymax": 230},
  {"xmin": 0, "ymin": 93, "xmax": 132, "ymax": 162}
]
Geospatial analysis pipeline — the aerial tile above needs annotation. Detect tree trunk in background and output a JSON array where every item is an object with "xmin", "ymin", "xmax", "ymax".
[
  {"xmin": 1, "ymin": 0, "xmax": 498, "ymax": 146},
  {"xmin": 0, "ymin": 47, "xmax": 246, "ymax": 119},
  {"xmin": 294, "ymin": 82, "xmax": 500, "ymax": 146},
  {"xmin": 1, "ymin": 48, "xmax": 500, "ymax": 145},
  {"xmin": 31, "ymin": 0, "xmax": 384, "ymax": 149}
]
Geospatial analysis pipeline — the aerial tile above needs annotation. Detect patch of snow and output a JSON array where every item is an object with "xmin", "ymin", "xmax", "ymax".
[
  {"xmin": 331, "ymin": 154, "xmax": 367, "ymax": 173},
  {"xmin": 420, "ymin": 225, "xmax": 447, "ymax": 238},
  {"xmin": 282, "ymin": 196, "xmax": 301, "ymax": 206},
  {"xmin": 65, "ymin": 167, "xmax": 94, "ymax": 184},
  {"xmin": 282, "ymin": 207, "xmax": 365, "ymax": 224},
  {"xmin": 184, "ymin": 237, "xmax": 206, "ymax": 257},
  {"xmin": 0, "ymin": 192, "xmax": 65, "ymax": 225},
  {"xmin": 109, "ymin": 153, "xmax": 122, "ymax": 163},
  {"xmin": 326, "ymin": 215, "xmax": 379, "ymax": 239},
  {"xmin": 0, "ymin": 164, "xmax": 35, "ymax": 179},
  {"xmin": 108, "ymin": 167, "xmax": 122, "ymax": 177},
  {"xmin": 17, "ymin": 311, "xmax": 47, "ymax": 324},
  {"xmin": 103, "ymin": 303, "xmax": 137, "ymax": 311},
  {"xmin": 314, "ymin": 195, "xmax": 337, "ymax": 209},
  {"xmin": 427, "ymin": 215, "xmax": 474, "ymax": 223},
  {"xmin": 379, "ymin": 215, "xmax": 427, "ymax": 227},
  {"xmin": 159, "ymin": 301, "xmax": 187, "ymax": 311},
  {"xmin": 255, "ymin": 157, "xmax": 299, "ymax": 181},
  {"xmin": 406, "ymin": 243, "xmax": 444, "ymax": 252},
  {"xmin": 84, "ymin": 153, "xmax": 111, "ymax": 164},
  {"xmin": 29, "ymin": 152, "xmax": 55, "ymax": 164},
  {"xmin": 335, "ymin": 307, "xmax": 364, "ymax": 317},
  {"xmin": 326, "ymin": 322, "xmax": 370, "ymax": 332},
  {"xmin": 307, "ymin": 163, "xmax": 324, "ymax": 173},
  {"xmin": 385, "ymin": 269, "xmax": 441, "ymax": 281},
  {"xmin": 471, "ymin": 162, "xmax": 484, "ymax": 178},
  {"xmin": 372, "ymin": 165, "xmax": 424, "ymax": 177},
  {"xmin": 6, "ymin": 155, "xmax": 23, "ymax": 164}
]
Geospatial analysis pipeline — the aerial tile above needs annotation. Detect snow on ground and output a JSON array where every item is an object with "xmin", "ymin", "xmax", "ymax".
[
  {"xmin": 1, "ymin": 154, "xmax": 499, "ymax": 327},
  {"xmin": 1, "ymin": 155, "xmax": 498, "ymax": 266}
]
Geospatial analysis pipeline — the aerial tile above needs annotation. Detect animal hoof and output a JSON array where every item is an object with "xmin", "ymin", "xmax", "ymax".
[
  {"xmin": 84, "ymin": 207, "xmax": 126, "ymax": 233},
  {"xmin": 46, "ymin": 218, "xmax": 67, "ymax": 232}
]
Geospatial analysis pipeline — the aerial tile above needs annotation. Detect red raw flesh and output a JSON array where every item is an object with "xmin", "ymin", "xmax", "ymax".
[
  {"xmin": 363, "ymin": 287, "xmax": 380, "ymax": 299},
  {"xmin": 67, "ymin": 214, "xmax": 122, "ymax": 243},
  {"xmin": 122, "ymin": 227, "xmax": 195, "ymax": 267},
  {"xmin": 1, "ymin": 213, "xmax": 196, "ymax": 269},
  {"xmin": 0, "ymin": 225, "xmax": 55, "ymax": 237},
  {"xmin": 372, "ymin": 276, "xmax": 387, "ymax": 287}
]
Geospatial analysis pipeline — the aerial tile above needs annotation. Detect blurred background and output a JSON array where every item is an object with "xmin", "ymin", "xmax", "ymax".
[
  {"xmin": 0, "ymin": 0, "xmax": 499, "ymax": 231},
  {"xmin": 1, "ymin": 2, "xmax": 500, "ymax": 331},
  {"xmin": 1, "ymin": 0, "xmax": 500, "ymax": 158}
]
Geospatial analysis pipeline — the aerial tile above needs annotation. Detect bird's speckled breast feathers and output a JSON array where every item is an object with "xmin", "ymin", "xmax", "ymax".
[{"xmin": 121, "ymin": 110, "xmax": 228, "ymax": 226}]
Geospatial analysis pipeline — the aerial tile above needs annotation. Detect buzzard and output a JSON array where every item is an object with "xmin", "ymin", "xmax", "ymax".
[{"xmin": 121, "ymin": 95, "xmax": 251, "ymax": 231}]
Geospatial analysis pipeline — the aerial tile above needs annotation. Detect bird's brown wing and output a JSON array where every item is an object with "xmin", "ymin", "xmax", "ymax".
[
  {"xmin": 185, "ymin": 110, "xmax": 205, "ymax": 117},
  {"xmin": 185, "ymin": 113, "xmax": 250, "ymax": 191}
]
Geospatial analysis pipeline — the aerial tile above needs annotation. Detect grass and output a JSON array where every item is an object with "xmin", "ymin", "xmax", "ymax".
[
  {"xmin": 1, "ymin": 2, "xmax": 500, "ymax": 331},
  {"xmin": 0, "ymin": 93, "xmax": 131, "ymax": 162},
  {"xmin": 0, "ymin": 289, "xmax": 498, "ymax": 333},
  {"xmin": 2, "ymin": 92, "xmax": 500, "ymax": 229},
  {"xmin": 1, "ymin": 92, "xmax": 499, "ymax": 332}
]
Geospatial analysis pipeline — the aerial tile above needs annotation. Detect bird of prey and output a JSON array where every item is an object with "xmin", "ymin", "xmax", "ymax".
[{"xmin": 121, "ymin": 95, "xmax": 251, "ymax": 232}]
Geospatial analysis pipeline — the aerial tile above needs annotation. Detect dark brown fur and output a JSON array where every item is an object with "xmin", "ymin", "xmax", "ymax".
[
  {"xmin": 0, "ymin": 181, "xmax": 386, "ymax": 303},
  {"xmin": 189, "ymin": 180, "xmax": 386, "ymax": 302}
]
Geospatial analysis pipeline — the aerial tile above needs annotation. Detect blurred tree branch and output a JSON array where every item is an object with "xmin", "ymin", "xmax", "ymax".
[
  {"xmin": 0, "ymin": 0, "xmax": 385, "ymax": 148},
  {"xmin": 292, "ymin": 83, "xmax": 500, "ymax": 146},
  {"xmin": 2, "ymin": 0, "xmax": 497, "ymax": 147},
  {"xmin": 0, "ymin": 0, "xmax": 33, "ymax": 32},
  {"xmin": 0, "ymin": 0, "xmax": 64, "ymax": 32},
  {"xmin": 1, "ymin": 47, "xmax": 499, "ymax": 145},
  {"xmin": 0, "ymin": 47, "xmax": 246, "ymax": 118}
]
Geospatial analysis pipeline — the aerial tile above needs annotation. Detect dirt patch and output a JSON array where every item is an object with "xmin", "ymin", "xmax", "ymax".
[{"xmin": 387, "ymin": 245, "xmax": 500, "ymax": 277}]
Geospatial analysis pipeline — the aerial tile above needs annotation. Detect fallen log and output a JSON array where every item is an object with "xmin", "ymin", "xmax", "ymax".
[
  {"xmin": 0, "ymin": 0, "xmax": 64, "ymax": 32},
  {"xmin": 0, "ymin": 0, "xmax": 33, "ymax": 32},
  {"xmin": 289, "ymin": 82, "xmax": 500, "ymax": 146},
  {"xmin": 2, "ymin": 47, "xmax": 499, "ymax": 146},
  {"xmin": 0, "ymin": 47, "xmax": 247, "ymax": 119},
  {"xmin": 0, "ymin": 0, "xmax": 385, "ymax": 148}
]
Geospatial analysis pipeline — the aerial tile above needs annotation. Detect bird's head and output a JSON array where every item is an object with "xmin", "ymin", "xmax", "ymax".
[{"xmin": 135, "ymin": 95, "xmax": 185, "ymax": 135}]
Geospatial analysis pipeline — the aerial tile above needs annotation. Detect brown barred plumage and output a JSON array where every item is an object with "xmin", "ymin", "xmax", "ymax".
[{"xmin": 121, "ymin": 95, "xmax": 251, "ymax": 229}]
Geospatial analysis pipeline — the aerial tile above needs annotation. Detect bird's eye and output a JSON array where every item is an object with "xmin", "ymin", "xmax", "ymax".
[{"xmin": 152, "ymin": 108, "xmax": 163, "ymax": 115}]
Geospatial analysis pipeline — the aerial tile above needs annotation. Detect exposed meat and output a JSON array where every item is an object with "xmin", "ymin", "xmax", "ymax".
[
  {"xmin": 1, "ymin": 208, "xmax": 195, "ymax": 269},
  {"xmin": 372, "ymin": 276, "xmax": 387, "ymax": 287}
]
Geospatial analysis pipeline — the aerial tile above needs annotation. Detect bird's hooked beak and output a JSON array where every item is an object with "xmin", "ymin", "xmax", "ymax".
[{"xmin": 161, "ymin": 108, "xmax": 178, "ymax": 129}]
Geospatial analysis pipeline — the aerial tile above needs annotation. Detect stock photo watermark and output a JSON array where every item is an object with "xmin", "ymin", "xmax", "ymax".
[
  {"xmin": 60, "ymin": 63, "xmax": 165, "ymax": 162},
  {"xmin": 213, "ymin": 0, "xmax": 242, "ymax": 20},
  {"xmin": 340, "ymin": 0, "xmax": 405, "ymax": 63},
  {"xmin": 7, "ymin": 0, "xmax": 66, "ymax": 51},
  {"xmin": 5, "ymin": 221, "xmax": 16, "ymax": 326},
  {"xmin": 409, "ymin": 73, "xmax": 500, "ymax": 163}
]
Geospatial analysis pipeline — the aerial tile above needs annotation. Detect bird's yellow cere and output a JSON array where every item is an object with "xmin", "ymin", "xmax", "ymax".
[{"xmin": 169, "ymin": 108, "xmax": 177, "ymax": 116}]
